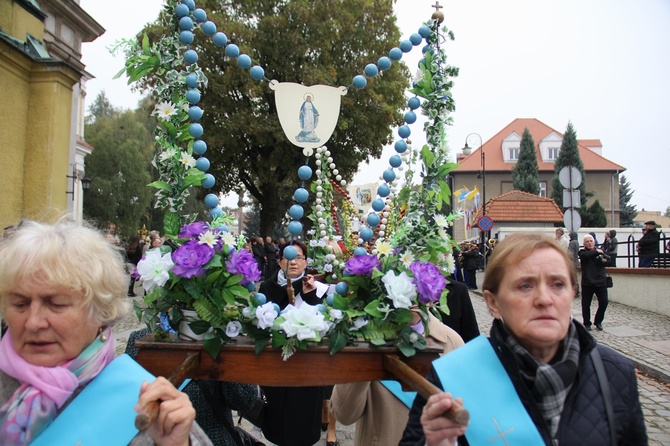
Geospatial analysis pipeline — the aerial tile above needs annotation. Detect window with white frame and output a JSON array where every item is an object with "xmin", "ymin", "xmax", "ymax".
[
  {"xmin": 548, "ymin": 147, "xmax": 559, "ymax": 160},
  {"xmin": 539, "ymin": 181, "xmax": 547, "ymax": 197},
  {"xmin": 509, "ymin": 148, "xmax": 520, "ymax": 160}
]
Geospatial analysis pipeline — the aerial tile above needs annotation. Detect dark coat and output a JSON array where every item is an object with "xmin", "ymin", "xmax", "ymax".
[
  {"xmin": 639, "ymin": 228, "xmax": 660, "ymax": 257},
  {"xmin": 462, "ymin": 248, "xmax": 480, "ymax": 270},
  {"xmin": 579, "ymin": 248, "xmax": 608, "ymax": 288},
  {"xmin": 400, "ymin": 321, "xmax": 647, "ymax": 446},
  {"xmin": 438, "ymin": 279, "xmax": 480, "ymax": 343},
  {"xmin": 258, "ymin": 272, "xmax": 323, "ymax": 446}
]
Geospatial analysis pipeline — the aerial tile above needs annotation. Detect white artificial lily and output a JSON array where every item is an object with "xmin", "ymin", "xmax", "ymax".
[
  {"xmin": 136, "ymin": 248, "xmax": 174, "ymax": 293},
  {"xmin": 381, "ymin": 270, "xmax": 417, "ymax": 309}
]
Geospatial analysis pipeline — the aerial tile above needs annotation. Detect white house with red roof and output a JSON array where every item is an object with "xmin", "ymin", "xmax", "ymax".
[{"xmin": 451, "ymin": 118, "xmax": 625, "ymax": 242}]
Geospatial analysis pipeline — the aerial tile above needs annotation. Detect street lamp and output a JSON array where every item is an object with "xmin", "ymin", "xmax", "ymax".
[{"xmin": 462, "ymin": 133, "xmax": 486, "ymax": 269}]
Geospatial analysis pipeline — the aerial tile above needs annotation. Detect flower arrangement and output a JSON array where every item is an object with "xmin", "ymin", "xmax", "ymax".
[
  {"xmin": 122, "ymin": 0, "xmax": 462, "ymax": 360},
  {"xmin": 134, "ymin": 215, "xmax": 264, "ymax": 358}
]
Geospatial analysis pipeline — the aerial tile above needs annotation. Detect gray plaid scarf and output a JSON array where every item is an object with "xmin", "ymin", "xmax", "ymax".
[{"xmin": 494, "ymin": 320, "xmax": 580, "ymax": 439}]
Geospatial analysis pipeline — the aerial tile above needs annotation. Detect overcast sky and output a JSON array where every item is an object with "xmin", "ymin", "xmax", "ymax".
[{"xmin": 80, "ymin": 0, "xmax": 670, "ymax": 213}]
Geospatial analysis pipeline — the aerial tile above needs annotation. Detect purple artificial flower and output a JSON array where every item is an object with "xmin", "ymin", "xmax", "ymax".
[
  {"xmin": 344, "ymin": 255, "xmax": 380, "ymax": 276},
  {"xmin": 410, "ymin": 260, "xmax": 446, "ymax": 303},
  {"xmin": 172, "ymin": 240, "xmax": 215, "ymax": 278},
  {"xmin": 179, "ymin": 221, "xmax": 209, "ymax": 240},
  {"xmin": 226, "ymin": 248, "xmax": 262, "ymax": 285}
]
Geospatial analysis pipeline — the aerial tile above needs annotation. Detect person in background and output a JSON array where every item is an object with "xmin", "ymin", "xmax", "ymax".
[
  {"xmin": 588, "ymin": 231, "xmax": 600, "ymax": 248},
  {"xmin": 400, "ymin": 233, "xmax": 647, "ymax": 446},
  {"xmin": 0, "ymin": 220, "xmax": 211, "ymax": 445},
  {"xmin": 438, "ymin": 278, "xmax": 480, "ymax": 343},
  {"xmin": 637, "ymin": 220, "xmax": 660, "ymax": 267},
  {"xmin": 555, "ymin": 227, "xmax": 570, "ymax": 251},
  {"xmin": 330, "ymin": 310, "xmax": 464, "ymax": 446},
  {"xmin": 259, "ymin": 241, "xmax": 333, "ymax": 446},
  {"xmin": 603, "ymin": 229, "xmax": 618, "ymax": 267},
  {"xmin": 579, "ymin": 234, "xmax": 610, "ymax": 331},
  {"xmin": 568, "ymin": 231, "xmax": 580, "ymax": 268},
  {"xmin": 461, "ymin": 243, "xmax": 480, "ymax": 290},
  {"xmin": 125, "ymin": 235, "xmax": 144, "ymax": 297},
  {"xmin": 264, "ymin": 236, "xmax": 279, "ymax": 280}
]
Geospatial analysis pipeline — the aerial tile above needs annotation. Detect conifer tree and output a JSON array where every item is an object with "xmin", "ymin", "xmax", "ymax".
[
  {"xmin": 550, "ymin": 122, "xmax": 588, "ymax": 209},
  {"xmin": 511, "ymin": 127, "xmax": 540, "ymax": 194},
  {"xmin": 582, "ymin": 199, "xmax": 607, "ymax": 227},
  {"xmin": 619, "ymin": 175, "xmax": 638, "ymax": 227}
]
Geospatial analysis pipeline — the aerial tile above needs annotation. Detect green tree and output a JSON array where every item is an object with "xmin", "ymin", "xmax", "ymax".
[
  {"xmin": 511, "ymin": 127, "xmax": 540, "ymax": 194},
  {"xmin": 582, "ymin": 199, "xmax": 607, "ymax": 227},
  {"xmin": 551, "ymin": 122, "xmax": 588, "ymax": 207},
  {"xmin": 664, "ymin": 206, "xmax": 670, "ymax": 218},
  {"xmin": 83, "ymin": 97, "xmax": 155, "ymax": 238},
  {"xmin": 619, "ymin": 175, "xmax": 638, "ymax": 227},
  {"xmin": 86, "ymin": 90, "xmax": 115, "ymax": 124},
  {"xmin": 143, "ymin": 0, "xmax": 410, "ymax": 235}
]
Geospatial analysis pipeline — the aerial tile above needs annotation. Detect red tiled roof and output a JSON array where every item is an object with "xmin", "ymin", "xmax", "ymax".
[
  {"xmin": 458, "ymin": 118, "xmax": 624, "ymax": 173},
  {"xmin": 477, "ymin": 190, "xmax": 564, "ymax": 224}
]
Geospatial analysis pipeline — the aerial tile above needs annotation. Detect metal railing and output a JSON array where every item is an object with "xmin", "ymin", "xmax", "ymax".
[{"xmin": 617, "ymin": 230, "xmax": 669, "ymax": 268}]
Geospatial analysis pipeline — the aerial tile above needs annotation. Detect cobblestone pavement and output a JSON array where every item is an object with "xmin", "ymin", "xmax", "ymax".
[{"xmin": 117, "ymin": 279, "xmax": 670, "ymax": 445}]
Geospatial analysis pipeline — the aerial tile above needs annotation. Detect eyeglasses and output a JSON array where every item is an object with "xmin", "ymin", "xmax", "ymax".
[{"xmin": 285, "ymin": 256, "xmax": 306, "ymax": 261}]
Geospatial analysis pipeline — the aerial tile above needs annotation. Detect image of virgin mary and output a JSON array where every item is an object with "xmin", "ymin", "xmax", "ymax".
[{"xmin": 296, "ymin": 94, "xmax": 321, "ymax": 143}]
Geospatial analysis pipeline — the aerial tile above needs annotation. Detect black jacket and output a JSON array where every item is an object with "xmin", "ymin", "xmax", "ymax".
[
  {"xmin": 438, "ymin": 279, "xmax": 480, "ymax": 343},
  {"xmin": 400, "ymin": 321, "xmax": 647, "ymax": 446},
  {"xmin": 639, "ymin": 228, "xmax": 660, "ymax": 257},
  {"xmin": 258, "ymin": 272, "xmax": 324, "ymax": 446},
  {"xmin": 579, "ymin": 248, "xmax": 608, "ymax": 288}
]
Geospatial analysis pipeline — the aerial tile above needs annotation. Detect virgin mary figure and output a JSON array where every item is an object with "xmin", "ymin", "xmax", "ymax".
[{"xmin": 296, "ymin": 94, "xmax": 320, "ymax": 143}]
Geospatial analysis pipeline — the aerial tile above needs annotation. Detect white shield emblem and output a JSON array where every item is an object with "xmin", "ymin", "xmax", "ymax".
[{"xmin": 270, "ymin": 80, "xmax": 347, "ymax": 149}]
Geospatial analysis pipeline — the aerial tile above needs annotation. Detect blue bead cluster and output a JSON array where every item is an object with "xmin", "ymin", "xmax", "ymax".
[
  {"xmin": 350, "ymin": 24, "xmax": 436, "ymax": 248},
  {"xmin": 174, "ymin": 0, "xmax": 266, "ymax": 217},
  {"xmin": 170, "ymin": 0, "xmax": 436, "ymax": 242}
]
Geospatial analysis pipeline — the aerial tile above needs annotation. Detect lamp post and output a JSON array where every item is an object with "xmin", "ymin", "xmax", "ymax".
[{"xmin": 462, "ymin": 133, "xmax": 486, "ymax": 270}]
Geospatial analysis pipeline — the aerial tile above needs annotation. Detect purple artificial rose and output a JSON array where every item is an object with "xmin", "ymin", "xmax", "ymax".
[
  {"xmin": 344, "ymin": 255, "xmax": 380, "ymax": 276},
  {"xmin": 226, "ymin": 248, "xmax": 262, "ymax": 285},
  {"xmin": 410, "ymin": 260, "xmax": 446, "ymax": 303},
  {"xmin": 179, "ymin": 221, "xmax": 209, "ymax": 240},
  {"xmin": 172, "ymin": 240, "xmax": 215, "ymax": 278}
]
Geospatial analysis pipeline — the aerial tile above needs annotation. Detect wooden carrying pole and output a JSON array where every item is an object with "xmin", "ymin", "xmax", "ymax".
[
  {"xmin": 135, "ymin": 351, "xmax": 200, "ymax": 431},
  {"xmin": 383, "ymin": 354, "xmax": 470, "ymax": 426}
]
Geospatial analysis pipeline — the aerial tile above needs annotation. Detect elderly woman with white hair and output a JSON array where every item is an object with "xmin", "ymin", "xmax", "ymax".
[
  {"xmin": 0, "ymin": 220, "xmax": 211, "ymax": 446},
  {"xmin": 579, "ymin": 233, "xmax": 611, "ymax": 331}
]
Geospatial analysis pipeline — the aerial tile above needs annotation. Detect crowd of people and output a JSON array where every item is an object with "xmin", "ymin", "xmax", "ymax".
[{"xmin": 0, "ymin": 220, "xmax": 657, "ymax": 446}]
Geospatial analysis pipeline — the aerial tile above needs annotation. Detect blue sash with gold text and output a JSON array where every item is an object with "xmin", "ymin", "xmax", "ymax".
[{"xmin": 432, "ymin": 335, "xmax": 544, "ymax": 445}]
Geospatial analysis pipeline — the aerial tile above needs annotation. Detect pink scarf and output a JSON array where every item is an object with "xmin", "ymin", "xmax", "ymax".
[{"xmin": 0, "ymin": 328, "xmax": 114, "ymax": 445}]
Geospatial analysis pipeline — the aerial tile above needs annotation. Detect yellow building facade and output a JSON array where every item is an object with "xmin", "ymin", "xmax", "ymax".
[{"xmin": 0, "ymin": 0, "xmax": 103, "ymax": 230}]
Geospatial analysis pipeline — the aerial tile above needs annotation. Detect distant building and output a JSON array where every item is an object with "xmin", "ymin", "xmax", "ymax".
[
  {"xmin": 474, "ymin": 190, "xmax": 564, "ymax": 241},
  {"xmin": 634, "ymin": 210, "xmax": 670, "ymax": 229},
  {"xmin": 452, "ymin": 118, "xmax": 625, "ymax": 242},
  {"xmin": 0, "ymin": 0, "xmax": 104, "ymax": 227}
]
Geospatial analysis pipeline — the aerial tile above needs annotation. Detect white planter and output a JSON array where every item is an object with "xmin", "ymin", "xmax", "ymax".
[{"xmin": 179, "ymin": 309, "xmax": 207, "ymax": 341}]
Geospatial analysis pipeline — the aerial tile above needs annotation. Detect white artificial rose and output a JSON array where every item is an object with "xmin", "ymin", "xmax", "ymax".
[
  {"xmin": 242, "ymin": 306, "xmax": 254, "ymax": 318},
  {"xmin": 255, "ymin": 302, "xmax": 278, "ymax": 329},
  {"xmin": 381, "ymin": 270, "xmax": 417, "ymax": 309},
  {"xmin": 225, "ymin": 321, "xmax": 242, "ymax": 338},
  {"xmin": 280, "ymin": 304, "xmax": 330, "ymax": 341},
  {"xmin": 329, "ymin": 309, "xmax": 344, "ymax": 321},
  {"xmin": 350, "ymin": 317, "xmax": 368, "ymax": 331}
]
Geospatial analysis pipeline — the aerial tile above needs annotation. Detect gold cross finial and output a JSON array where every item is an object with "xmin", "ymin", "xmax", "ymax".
[{"xmin": 431, "ymin": 1, "xmax": 445, "ymax": 23}]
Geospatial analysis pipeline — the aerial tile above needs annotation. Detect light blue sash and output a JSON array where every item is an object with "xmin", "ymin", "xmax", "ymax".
[
  {"xmin": 31, "ymin": 354, "xmax": 155, "ymax": 445},
  {"xmin": 380, "ymin": 380, "xmax": 417, "ymax": 408},
  {"xmin": 432, "ymin": 335, "xmax": 544, "ymax": 445}
]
